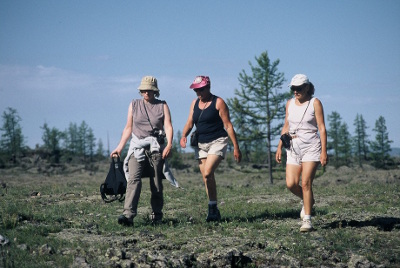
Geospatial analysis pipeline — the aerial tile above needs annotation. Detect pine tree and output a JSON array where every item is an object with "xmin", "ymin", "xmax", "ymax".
[
  {"xmin": 370, "ymin": 116, "xmax": 392, "ymax": 168},
  {"xmin": 353, "ymin": 114, "xmax": 369, "ymax": 166},
  {"xmin": 227, "ymin": 51, "xmax": 290, "ymax": 184},
  {"xmin": 41, "ymin": 123, "xmax": 62, "ymax": 163},
  {"xmin": 338, "ymin": 122, "xmax": 352, "ymax": 165},
  {"xmin": 327, "ymin": 111, "xmax": 342, "ymax": 168},
  {"xmin": 0, "ymin": 107, "xmax": 25, "ymax": 162}
]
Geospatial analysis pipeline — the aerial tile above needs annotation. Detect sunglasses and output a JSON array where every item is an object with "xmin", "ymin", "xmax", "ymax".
[
  {"xmin": 140, "ymin": 90, "xmax": 153, "ymax": 94},
  {"xmin": 193, "ymin": 87, "xmax": 206, "ymax": 93},
  {"xmin": 290, "ymin": 85, "xmax": 306, "ymax": 92}
]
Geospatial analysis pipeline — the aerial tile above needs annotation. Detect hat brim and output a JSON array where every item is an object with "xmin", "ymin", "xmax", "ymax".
[
  {"xmin": 289, "ymin": 82, "xmax": 308, "ymax": 87},
  {"xmin": 137, "ymin": 85, "xmax": 159, "ymax": 91},
  {"xmin": 190, "ymin": 82, "xmax": 208, "ymax": 89}
]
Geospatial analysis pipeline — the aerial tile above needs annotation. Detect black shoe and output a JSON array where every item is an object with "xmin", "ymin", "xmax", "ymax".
[
  {"xmin": 150, "ymin": 212, "xmax": 163, "ymax": 224},
  {"xmin": 206, "ymin": 204, "xmax": 221, "ymax": 222},
  {"xmin": 118, "ymin": 215, "xmax": 133, "ymax": 226}
]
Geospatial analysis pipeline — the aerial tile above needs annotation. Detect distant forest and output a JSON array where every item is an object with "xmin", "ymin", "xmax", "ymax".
[{"xmin": 0, "ymin": 106, "xmax": 397, "ymax": 171}]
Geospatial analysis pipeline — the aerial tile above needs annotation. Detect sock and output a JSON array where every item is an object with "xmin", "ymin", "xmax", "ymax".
[
  {"xmin": 208, "ymin": 201, "xmax": 217, "ymax": 206},
  {"xmin": 304, "ymin": 215, "xmax": 311, "ymax": 221}
]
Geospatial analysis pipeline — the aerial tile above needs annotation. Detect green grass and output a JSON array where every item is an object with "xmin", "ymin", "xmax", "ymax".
[{"xmin": 1, "ymin": 163, "xmax": 400, "ymax": 267}]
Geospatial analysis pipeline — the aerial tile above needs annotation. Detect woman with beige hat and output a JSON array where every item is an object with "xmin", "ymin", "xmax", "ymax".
[
  {"xmin": 276, "ymin": 74, "xmax": 328, "ymax": 232},
  {"xmin": 111, "ymin": 76, "xmax": 174, "ymax": 226}
]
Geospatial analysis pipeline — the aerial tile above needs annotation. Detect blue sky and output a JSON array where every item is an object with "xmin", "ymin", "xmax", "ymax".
[{"xmin": 1, "ymin": 0, "xmax": 399, "ymax": 151}]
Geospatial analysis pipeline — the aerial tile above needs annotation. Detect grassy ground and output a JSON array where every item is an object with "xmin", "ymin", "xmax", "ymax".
[{"xmin": 1, "ymin": 158, "xmax": 399, "ymax": 267}]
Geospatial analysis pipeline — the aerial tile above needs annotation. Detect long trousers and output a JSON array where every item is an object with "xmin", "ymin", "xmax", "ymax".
[{"xmin": 123, "ymin": 152, "xmax": 164, "ymax": 219}]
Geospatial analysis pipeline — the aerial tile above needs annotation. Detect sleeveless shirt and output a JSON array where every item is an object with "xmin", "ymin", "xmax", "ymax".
[
  {"xmin": 287, "ymin": 97, "xmax": 319, "ymax": 143},
  {"xmin": 131, "ymin": 99, "xmax": 165, "ymax": 139},
  {"xmin": 193, "ymin": 95, "xmax": 228, "ymax": 143}
]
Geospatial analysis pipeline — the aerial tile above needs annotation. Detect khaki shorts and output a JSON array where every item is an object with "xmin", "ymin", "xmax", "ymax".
[
  {"xmin": 286, "ymin": 138, "xmax": 321, "ymax": 165},
  {"xmin": 195, "ymin": 136, "xmax": 228, "ymax": 159}
]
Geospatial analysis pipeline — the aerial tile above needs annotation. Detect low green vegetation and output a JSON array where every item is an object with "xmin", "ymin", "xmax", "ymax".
[{"xmin": 1, "ymin": 158, "xmax": 399, "ymax": 267}]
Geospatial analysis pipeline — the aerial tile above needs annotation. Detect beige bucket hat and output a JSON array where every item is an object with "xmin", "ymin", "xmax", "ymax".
[{"xmin": 137, "ymin": 76, "xmax": 159, "ymax": 91}]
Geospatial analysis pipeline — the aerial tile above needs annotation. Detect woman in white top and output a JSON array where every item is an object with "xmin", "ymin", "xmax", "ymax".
[{"xmin": 276, "ymin": 74, "xmax": 328, "ymax": 232}]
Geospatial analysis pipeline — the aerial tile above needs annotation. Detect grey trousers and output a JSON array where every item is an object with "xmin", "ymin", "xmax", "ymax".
[{"xmin": 123, "ymin": 152, "xmax": 164, "ymax": 219}]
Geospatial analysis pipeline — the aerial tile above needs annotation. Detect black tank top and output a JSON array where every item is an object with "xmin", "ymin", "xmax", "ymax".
[{"xmin": 193, "ymin": 95, "xmax": 228, "ymax": 143}]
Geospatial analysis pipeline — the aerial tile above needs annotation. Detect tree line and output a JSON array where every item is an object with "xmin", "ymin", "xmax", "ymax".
[
  {"xmin": 0, "ymin": 107, "xmax": 105, "ymax": 167},
  {"xmin": 0, "ymin": 51, "xmax": 395, "ymax": 179}
]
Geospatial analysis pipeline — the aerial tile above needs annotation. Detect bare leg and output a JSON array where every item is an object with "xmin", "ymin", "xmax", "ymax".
[
  {"xmin": 300, "ymin": 162, "xmax": 319, "ymax": 215},
  {"xmin": 198, "ymin": 154, "xmax": 223, "ymax": 201},
  {"xmin": 286, "ymin": 164, "xmax": 303, "ymax": 199}
]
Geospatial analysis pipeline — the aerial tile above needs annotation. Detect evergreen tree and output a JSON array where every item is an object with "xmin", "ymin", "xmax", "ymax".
[
  {"xmin": 41, "ymin": 123, "xmax": 62, "ymax": 163},
  {"xmin": 0, "ymin": 107, "xmax": 25, "ymax": 162},
  {"xmin": 338, "ymin": 122, "xmax": 352, "ymax": 165},
  {"xmin": 63, "ymin": 122, "xmax": 79, "ymax": 157},
  {"xmin": 86, "ymin": 127, "xmax": 96, "ymax": 161},
  {"xmin": 353, "ymin": 114, "xmax": 369, "ymax": 166},
  {"xmin": 370, "ymin": 116, "xmax": 392, "ymax": 168},
  {"xmin": 96, "ymin": 138, "xmax": 105, "ymax": 159},
  {"xmin": 327, "ymin": 111, "xmax": 342, "ymax": 168},
  {"xmin": 227, "ymin": 51, "xmax": 290, "ymax": 184}
]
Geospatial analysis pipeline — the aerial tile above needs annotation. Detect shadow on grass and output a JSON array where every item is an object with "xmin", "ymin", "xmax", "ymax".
[
  {"xmin": 136, "ymin": 208, "xmax": 331, "ymax": 227},
  {"xmin": 321, "ymin": 217, "xmax": 400, "ymax": 231},
  {"xmin": 222, "ymin": 208, "xmax": 328, "ymax": 223}
]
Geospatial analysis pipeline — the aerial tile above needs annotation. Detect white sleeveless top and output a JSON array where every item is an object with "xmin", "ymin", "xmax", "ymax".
[{"xmin": 287, "ymin": 98, "xmax": 319, "ymax": 144}]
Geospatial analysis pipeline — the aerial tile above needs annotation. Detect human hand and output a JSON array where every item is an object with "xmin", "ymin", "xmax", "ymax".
[
  {"xmin": 162, "ymin": 145, "xmax": 172, "ymax": 159},
  {"xmin": 234, "ymin": 148, "xmax": 242, "ymax": 163},
  {"xmin": 110, "ymin": 150, "xmax": 120, "ymax": 158},
  {"xmin": 276, "ymin": 148, "xmax": 282, "ymax": 164},
  {"xmin": 180, "ymin": 137, "xmax": 187, "ymax": 149},
  {"xmin": 320, "ymin": 152, "xmax": 328, "ymax": 166}
]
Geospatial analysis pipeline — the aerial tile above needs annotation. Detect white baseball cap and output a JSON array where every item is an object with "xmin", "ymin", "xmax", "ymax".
[{"xmin": 289, "ymin": 74, "xmax": 309, "ymax": 87}]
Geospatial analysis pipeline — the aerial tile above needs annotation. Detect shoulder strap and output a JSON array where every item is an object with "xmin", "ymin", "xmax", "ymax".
[
  {"xmin": 295, "ymin": 98, "xmax": 311, "ymax": 132},
  {"xmin": 142, "ymin": 100, "xmax": 154, "ymax": 130}
]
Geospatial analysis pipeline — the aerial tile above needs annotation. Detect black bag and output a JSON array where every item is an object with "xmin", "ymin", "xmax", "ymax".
[
  {"xmin": 280, "ymin": 133, "xmax": 292, "ymax": 149},
  {"xmin": 190, "ymin": 130, "xmax": 198, "ymax": 147},
  {"xmin": 100, "ymin": 156, "xmax": 127, "ymax": 203}
]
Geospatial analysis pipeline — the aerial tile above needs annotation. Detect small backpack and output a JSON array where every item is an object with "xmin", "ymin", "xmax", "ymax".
[{"xmin": 100, "ymin": 156, "xmax": 127, "ymax": 203}]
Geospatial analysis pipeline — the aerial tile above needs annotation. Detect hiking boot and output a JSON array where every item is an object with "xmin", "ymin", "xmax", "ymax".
[
  {"xmin": 300, "ymin": 219, "xmax": 313, "ymax": 232},
  {"xmin": 150, "ymin": 212, "xmax": 163, "ymax": 224},
  {"xmin": 206, "ymin": 204, "xmax": 221, "ymax": 222},
  {"xmin": 118, "ymin": 215, "xmax": 133, "ymax": 226}
]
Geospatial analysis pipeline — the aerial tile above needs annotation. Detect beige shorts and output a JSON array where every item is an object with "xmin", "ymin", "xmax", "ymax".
[
  {"xmin": 286, "ymin": 138, "xmax": 321, "ymax": 165},
  {"xmin": 195, "ymin": 136, "xmax": 228, "ymax": 159}
]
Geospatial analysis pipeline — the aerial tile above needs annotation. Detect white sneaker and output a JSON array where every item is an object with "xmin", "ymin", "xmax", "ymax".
[
  {"xmin": 300, "ymin": 205, "xmax": 305, "ymax": 220},
  {"xmin": 300, "ymin": 219, "xmax": 313, "ymax": 232}
]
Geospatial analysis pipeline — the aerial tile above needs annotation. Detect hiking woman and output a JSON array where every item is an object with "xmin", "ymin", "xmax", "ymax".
[
  {"xmin": 180, "ymin": 75, "xmax": 242, "ymax": 222},
  {"xmin": 276, "ymin": 74, "xmax": 328, "ymax": 232},
  {"xmin": 111, "ymin": 76, "xmax": 173, "ymax": 226}
]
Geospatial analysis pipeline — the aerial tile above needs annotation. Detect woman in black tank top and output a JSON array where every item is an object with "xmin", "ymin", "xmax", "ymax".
[{"xmin": 180, "ymin": 75, "xmax": 242, "ymax": 222}]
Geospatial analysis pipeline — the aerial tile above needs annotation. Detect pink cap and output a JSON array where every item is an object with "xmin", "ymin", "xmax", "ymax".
[{"xmin": 190, "ymin": 76, "xmax": 211, "ymax": 89}]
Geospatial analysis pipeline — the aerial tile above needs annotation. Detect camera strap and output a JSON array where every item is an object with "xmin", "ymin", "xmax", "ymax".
[
  {"xmin": 142, "ymin": 100, "xmax": 155, "ymax": 131},
  {"xmin": 294, "ymin": 98, "xmax": 311, "ymax": 133}
]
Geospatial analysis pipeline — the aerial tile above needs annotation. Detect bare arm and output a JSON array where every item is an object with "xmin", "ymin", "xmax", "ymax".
[
  {"xmin": 216, "ymin": 97, "xmax": 242, "ymax": 163},
  {"xmin": 110, "ymin": 104, "xmax": 133, "ymax": 157},
  {"xmin": 162, "ymin": 102, "xmax": 174, "ymax": 159},
  {"xmin": 276, "ymin": 100, "xmax": 290, "ymax": 163},
  {"xmin": 180, "ymin": 99, "xmax": 196, "ymax": 148},
  {"xmin": 314, "ymin": 98, "xmax": 328, "ymax": 166}
]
